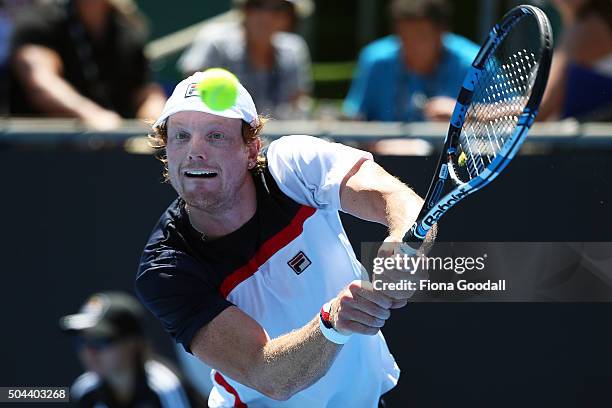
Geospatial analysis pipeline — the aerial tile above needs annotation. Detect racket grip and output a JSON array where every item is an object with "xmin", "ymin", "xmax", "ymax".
[{"xmin": 402, "ymin": 223, "xmax": 424, "ymax": 250}]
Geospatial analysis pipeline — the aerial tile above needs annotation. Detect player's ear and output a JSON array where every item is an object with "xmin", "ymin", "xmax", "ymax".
[{"xmin": 246, "ymin": 137, "xmax": 261, "ymax": 163}]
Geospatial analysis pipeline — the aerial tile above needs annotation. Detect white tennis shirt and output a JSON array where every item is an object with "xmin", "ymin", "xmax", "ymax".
[{"xmin": 207, "ymin": 135, "xmax": 400, "ymax": 407}]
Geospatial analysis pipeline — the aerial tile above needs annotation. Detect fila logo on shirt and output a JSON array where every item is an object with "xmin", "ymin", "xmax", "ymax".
[{"xmin": 288, "ymin": 251, "xmax": 311, "ymax": 275}]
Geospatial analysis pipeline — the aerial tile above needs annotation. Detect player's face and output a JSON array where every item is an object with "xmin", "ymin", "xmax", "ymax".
[
  {"xmin": 166, "ymin": 112, "xmax": 257, "ymax": 211},
  {"xmin": 395, "ymin": 18, "xmax": 444, "ymax": 75}
]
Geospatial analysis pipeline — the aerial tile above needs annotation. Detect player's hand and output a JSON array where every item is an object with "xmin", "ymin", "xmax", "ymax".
[
  {"xmin": 329, "ymin": 280, "xmax": 393, "ymax": 336},
  {"xmin": 423, "ymin": 96, "xmax": 455, "ymax": 122},
  {"xmin": 371, "ymin": 237, "xmax": 428, "ymax": 304}
]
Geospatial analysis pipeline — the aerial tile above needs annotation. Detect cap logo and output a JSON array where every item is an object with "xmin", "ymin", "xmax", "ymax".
[{"xmin": 185, "ymin": 83, "xmax": 199, "ymax": 98}]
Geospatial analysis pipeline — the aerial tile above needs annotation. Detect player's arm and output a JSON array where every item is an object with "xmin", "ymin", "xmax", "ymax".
[
  {"xmin": 340, "ymin": 157, "xmax": 437, "ymax": 248},
  {"xmin": 11, "ymin": 44, "xmax": 122, "ymax": 129},
  {"xmin": 190, "ymin": 280, "xmax": 392, "ymax": 401}
]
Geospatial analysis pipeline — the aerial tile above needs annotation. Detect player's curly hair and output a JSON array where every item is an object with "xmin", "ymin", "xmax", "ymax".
[{"xmin": 148, "ymin": 115, "xmax": 268, "ymax": 182}]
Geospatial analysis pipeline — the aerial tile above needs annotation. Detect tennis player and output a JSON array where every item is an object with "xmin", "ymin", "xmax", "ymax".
[{"xmin": 136, "ymin": 71, "xmax": 435, "ymax": 407}]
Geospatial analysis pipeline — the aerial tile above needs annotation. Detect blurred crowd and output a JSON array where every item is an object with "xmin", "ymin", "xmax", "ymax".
[
  {"xmin": 539, "ymin": 0, "xmax": 612, "ymax": 120},
  {"xmin": 1, "ymin": 0, "xmax": 611, "ymax": 131},
  {"xmin": 1, "ymin": 0, "xmax": 609, "ymax": 404}
]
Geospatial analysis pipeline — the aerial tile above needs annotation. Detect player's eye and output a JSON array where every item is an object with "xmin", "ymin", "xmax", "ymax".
[
  {"xmin": 174, "ymin": 131, "xmax": 190, "ymax": 141},
  {"xmin": 207, "ymin": 132, "xmax": 225, "ymax": 140},
  {"xmin": 206, "ymin": 132, "xmax": 229, "ymax": 145}
]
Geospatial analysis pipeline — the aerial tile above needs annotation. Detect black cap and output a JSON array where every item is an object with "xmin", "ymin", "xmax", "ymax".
[{"xmin": 59, "ymin": 292, "xmax": 145, "ymax": 340}]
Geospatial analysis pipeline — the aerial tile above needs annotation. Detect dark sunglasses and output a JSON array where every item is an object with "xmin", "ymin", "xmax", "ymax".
[{"xmin": 71, "ymin": 336, "xmax": 117, "ymax": 351}]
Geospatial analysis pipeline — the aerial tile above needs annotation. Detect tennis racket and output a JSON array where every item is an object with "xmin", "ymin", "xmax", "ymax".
[{"xmin": 403, "ymin": 5, "xmax": 553, "ymax": 244}]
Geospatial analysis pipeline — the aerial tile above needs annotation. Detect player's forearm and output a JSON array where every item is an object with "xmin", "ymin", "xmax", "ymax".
[
  {"xmin": 252, "ymin": 316, "xmax": 341, "ymax": 400},
  {"xmin": 383, "ymin": 183, "xmax": 424, "ymax": 240},
  {"xmin": 342, "ymin": 160, "xmax": 424, "ymax": 240},
  {"xmin": 357, "ymin": 178, "xmax": 423, "ymax": 240}
]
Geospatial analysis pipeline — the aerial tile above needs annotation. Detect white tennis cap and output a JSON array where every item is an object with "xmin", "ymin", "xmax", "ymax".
[{"xmin": 153, "ymin": 71, "xmax": 258, "ymax": 128}]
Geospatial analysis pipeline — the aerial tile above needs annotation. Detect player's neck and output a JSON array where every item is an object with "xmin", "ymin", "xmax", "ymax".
[{"xmin": 186, "ymin": 176, "xmax": 258, "ymax": 241}]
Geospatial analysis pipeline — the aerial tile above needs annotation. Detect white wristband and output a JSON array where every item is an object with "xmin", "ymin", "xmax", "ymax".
[{"xmin": 319, "ymin": 302, "xmax": 352, "ymax": 345}]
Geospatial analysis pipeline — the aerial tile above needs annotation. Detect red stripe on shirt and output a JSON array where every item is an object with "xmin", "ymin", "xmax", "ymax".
[
  {"xmin": 214, "ymin": 372, "xmax": 247, "ymax": 408},
  {"xmin": 220, "ymin": 205, "xmax": 316, "ymax": 297}
]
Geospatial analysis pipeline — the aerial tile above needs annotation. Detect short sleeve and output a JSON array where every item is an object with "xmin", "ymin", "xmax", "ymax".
[
  {"xmin": 135, "ymin": 249, "xmax": 233, "ymax": 353},
  {"xmin": 266, "ymin": 135, "xmax": 373, "ymax": 211}
]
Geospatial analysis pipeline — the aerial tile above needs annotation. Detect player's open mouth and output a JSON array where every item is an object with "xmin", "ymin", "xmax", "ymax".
[{"xmin": 184, "ymin": 170, "xmax": 218, "ymax": 178}]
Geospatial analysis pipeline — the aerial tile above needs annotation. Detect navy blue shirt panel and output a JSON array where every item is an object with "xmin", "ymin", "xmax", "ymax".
[{"xmin": 135, "ymin": 200, "xmax": 234, "ymax": 353}]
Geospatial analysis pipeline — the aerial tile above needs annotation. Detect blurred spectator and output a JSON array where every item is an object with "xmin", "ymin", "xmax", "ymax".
[
  {"xmin": 59, "ymin": 291, "xmax": 207, "ymax": 408},
  {"xmin": 539, "ymin": 0, "xmax": 612, "ymax": 121},
  {"xmin": 343, "ymin": 0, "xmax": 478, "ymax": 122},
  {"xmin": 0, "ymin": 0, "xmax": 39, "ymax": 114},
  {"xmin": 8, "ymin": 0, "xmax": 165, "ymax": 130},
  {"xmin": 178, "ymin": 0, "xmax": 313, "ymax": 119}
]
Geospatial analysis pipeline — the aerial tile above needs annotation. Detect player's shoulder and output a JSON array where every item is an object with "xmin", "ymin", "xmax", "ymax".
[
  {"xmin": 137, "ymin": 198, "xmax": 192, "ymax": 274},
  {"xmin": 267, "ymin": 135, "xmax": 336, "ymax": 159},
  {"xmin": 442, "ymin": 32, "xmax": 479, "ymax": 63},
  {"xmin": 144, "ymin": 197, "xmax": 184, "ymax": 244},
  {"xmin": 266, "ymin": 135, "xmax": 364, "ymax": 182},
  {"xmin": 70, "ymin": 371, "xmax": 101, "ymax": 401}
]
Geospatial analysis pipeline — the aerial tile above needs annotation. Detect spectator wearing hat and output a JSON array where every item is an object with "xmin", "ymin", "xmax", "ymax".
[
  {"xmin": 60, "ymin": 291, "xmax": 206, "ymax": 408},
  {"xmin": 178, "ymin": 0, "xmax": 313, "ymax": 119},
  {"xmin": 344, "ymin": 0, "xmax": 479, "ymax": 122}
]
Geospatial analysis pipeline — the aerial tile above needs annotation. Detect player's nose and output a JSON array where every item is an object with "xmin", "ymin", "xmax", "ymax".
[{"xmin": 187, "ymin": 135, "xmax": 210, "ymax": 161}]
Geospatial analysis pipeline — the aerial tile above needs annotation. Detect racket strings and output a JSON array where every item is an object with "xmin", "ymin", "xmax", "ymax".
[{"xmin": 457, "ymin": 25, "xmax": 541, "ymax": 182}]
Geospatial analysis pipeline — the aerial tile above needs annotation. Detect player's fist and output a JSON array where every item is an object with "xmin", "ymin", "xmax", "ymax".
[
  {"xmin": 372, "ymin": 236, "xmax": 427, "ymax": 303},
  {"xmin": 329, "ymin": 280, "xmax": 393, "ymax": 336}
]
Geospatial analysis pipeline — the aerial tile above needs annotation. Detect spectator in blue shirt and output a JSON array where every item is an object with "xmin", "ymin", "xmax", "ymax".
[{"xmin": 344, "ymin": 0, "xmax": 479, "ymax": 122}]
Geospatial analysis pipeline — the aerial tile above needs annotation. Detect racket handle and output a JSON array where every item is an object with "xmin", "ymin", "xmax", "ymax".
[{"xmin": 402, "ymin": 223, "xmax": 424, "ymax": 250}]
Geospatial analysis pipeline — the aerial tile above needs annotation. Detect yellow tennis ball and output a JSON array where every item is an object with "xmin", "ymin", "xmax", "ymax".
[
  {"xmin": 197, "ymin": 68, "xmax": 239, "ymax": 111},
  {"xmin": 458, "ymin": 151, "xmax": 468, "ymax": 167}
]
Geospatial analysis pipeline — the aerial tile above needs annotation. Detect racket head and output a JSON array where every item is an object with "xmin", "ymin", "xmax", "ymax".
[
  {"xmin": 450, "ymin": 5, "xmax": 553, "ymax": 185},
  {"xmin": 405, "ymin": 5, "xmax": 553, "ymax": 242}
]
